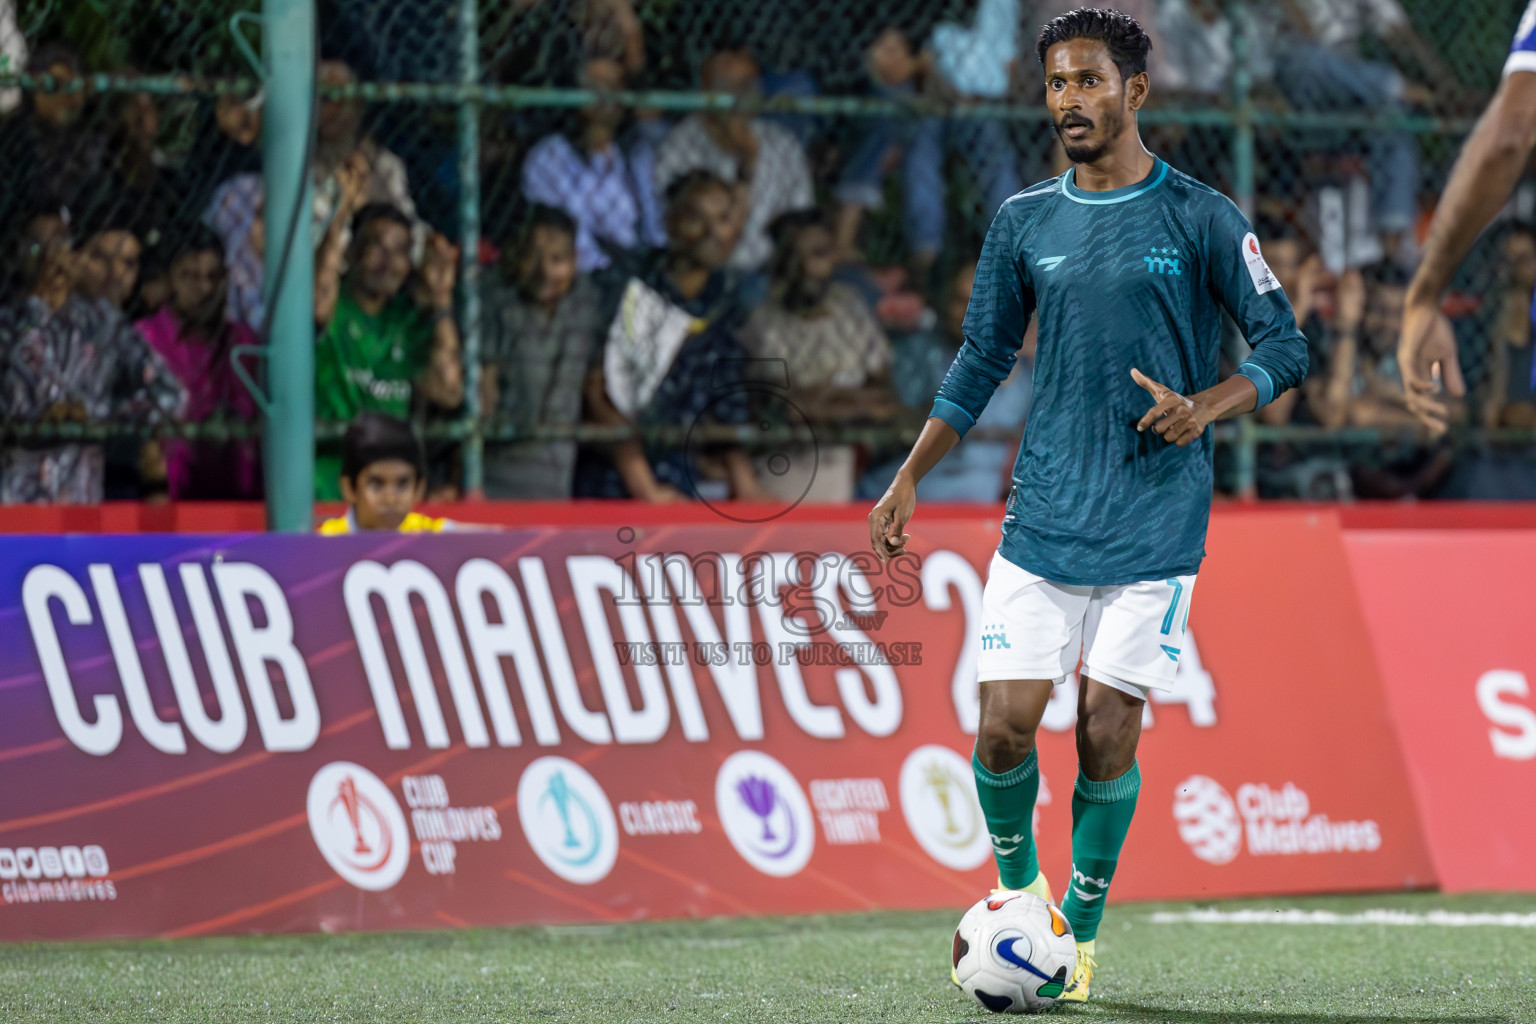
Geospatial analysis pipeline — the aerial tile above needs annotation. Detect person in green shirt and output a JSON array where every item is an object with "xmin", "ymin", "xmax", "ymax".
[{"xmin": 313, "ymin": 201, "xmax": 463, "ymax": 498}]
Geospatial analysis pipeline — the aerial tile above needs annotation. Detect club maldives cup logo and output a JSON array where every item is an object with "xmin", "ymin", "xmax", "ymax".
[
  {"xmin": 516, "ymin": 757, "xmax": 618, "ymax": 885},
  {"xmin": 715, "ymin": 750, "xmax": 814, "ymax": 876},
  {"xmin": 307, "ymin": 762, "xmax": 411, "ymax": 891},
  {"xmin": 898, "ymin": 745, "xmax": 993, "ymax": 870}
]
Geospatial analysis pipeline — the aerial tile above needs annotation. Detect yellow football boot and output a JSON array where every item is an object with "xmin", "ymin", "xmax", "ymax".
[
  {"xmin": 991, "ymin": 871, "xmax": 1054, "ymax": 904},
  {"xmin": 1059, "ymin": 940, "xmax": 1096, "ymax": 1003}
]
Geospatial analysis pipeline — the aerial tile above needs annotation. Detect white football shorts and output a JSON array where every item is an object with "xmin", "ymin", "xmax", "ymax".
[{"xmin": 975, "ymin": 551, "xmax": 1196, "ymax": 700}]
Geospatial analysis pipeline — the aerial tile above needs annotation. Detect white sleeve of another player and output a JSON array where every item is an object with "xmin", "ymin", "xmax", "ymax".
[{"xmin": 1506, "ymin": 0, "xmax": 1536, "ymax": 76}]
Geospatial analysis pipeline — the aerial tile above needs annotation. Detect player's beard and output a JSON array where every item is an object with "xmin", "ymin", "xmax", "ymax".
[{"xmin": 1056, "ymin": 102, "xmax": 1126, "ymax": 165}]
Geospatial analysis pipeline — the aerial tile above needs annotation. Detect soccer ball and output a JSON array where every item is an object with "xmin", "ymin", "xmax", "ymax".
[{"xmin": 951, "ymin": 891, "xmax": 1075, "ymax": 1013}]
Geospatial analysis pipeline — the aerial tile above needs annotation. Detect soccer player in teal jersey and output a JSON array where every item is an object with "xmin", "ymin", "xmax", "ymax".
[{"xmin": 867, "ymin": 8, "xmax": 1307, "ymax": 1003}]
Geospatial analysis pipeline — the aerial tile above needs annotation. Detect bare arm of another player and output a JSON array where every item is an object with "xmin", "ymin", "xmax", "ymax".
[
  {"xmin": 1401, "ymin": 72, "xmax": 1536, "ymax": 426},
  {"xmin": 867, "ymin": 418, "xmax": 962, "ymax": 563}
]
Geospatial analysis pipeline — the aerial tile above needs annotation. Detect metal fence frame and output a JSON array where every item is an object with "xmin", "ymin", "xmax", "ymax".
[{"xmin": 3, "ymin": 1, "xmax": 1534, "ymax": 518}]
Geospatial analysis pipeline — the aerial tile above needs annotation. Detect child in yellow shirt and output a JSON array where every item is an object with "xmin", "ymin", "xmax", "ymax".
[{"xmin": 317, "ymin": 413, "xmax": 452, "ymax": 534}]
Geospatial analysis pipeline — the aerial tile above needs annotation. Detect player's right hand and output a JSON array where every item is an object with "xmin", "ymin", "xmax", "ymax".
[
  {"xmin": 868, "ymin": 473, "xmax": 915, "ymax": 563},
  {"xmin": 1398, "ymin": 296, "xmax": 1465, "ymax": 436}
]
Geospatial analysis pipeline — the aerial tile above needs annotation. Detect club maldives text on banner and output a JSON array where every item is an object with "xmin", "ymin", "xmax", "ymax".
[
  {"xmin": 1346, "ymin": 530, "xmax": 1536, "ymax": 893},
  {"xmin": 0, "ymin": 511, "xmax": 1431, "ymax": 941}
]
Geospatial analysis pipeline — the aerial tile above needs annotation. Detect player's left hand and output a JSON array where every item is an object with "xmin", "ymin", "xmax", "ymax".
[{"xmin": 1131, "ymin": 368, "xmax": 1209, "ymax": 447}]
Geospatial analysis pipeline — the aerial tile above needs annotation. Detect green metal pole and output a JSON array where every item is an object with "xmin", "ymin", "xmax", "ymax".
[
  {"xmin": 262, "ymin": 0, "xmax": 315, "ymax": 531},
  {"xmin": 1227, "ymin": 3, "xmax": 1257, "ymax": 499},
  {"xmin": 458, "ymin": 0, "xmax": 483, "ymax": 496},
  {"xmin": 1228, "ymin": 4, "xmax": 1254, "ymax": 221}
]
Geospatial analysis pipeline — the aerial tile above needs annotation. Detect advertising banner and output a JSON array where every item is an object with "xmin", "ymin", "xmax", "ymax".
[
  {"xmin": 1345, "ymin": 530, "xmax": 1536, "ymax": 892},
  {"xmin": 0, "ymin": 511, "xmax": 1431, "ymax": 940}
]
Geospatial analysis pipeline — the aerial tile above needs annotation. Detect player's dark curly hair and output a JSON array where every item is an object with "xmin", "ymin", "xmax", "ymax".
[{"xmin": 1035, "ymin": 7, "xmax": 1152, "ymax": 82}]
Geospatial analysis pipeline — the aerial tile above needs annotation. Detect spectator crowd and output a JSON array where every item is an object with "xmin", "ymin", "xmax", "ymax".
[{"xmin": 0, "ymin": 0, "xmax": 1532, "ymax": 506}]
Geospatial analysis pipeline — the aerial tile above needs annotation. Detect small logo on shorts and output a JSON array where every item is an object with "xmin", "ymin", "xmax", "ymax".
[{"xmin": 981, "ymin": 623, "xmax": 1011, "ymax": 651}]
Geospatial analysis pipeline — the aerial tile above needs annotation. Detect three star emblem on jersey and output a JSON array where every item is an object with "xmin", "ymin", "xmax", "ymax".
[{"xmin": 1144, "ymin": 246, "xmax": 1182, "ymax": 276}]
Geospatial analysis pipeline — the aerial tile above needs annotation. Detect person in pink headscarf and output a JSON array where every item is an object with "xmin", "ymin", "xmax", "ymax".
[{"xmin": 134, "ymin": 226, "xmax": 262, "ymax": 499}]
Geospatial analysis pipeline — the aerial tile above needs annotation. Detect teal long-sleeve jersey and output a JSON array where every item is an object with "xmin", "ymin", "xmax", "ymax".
[{"xmin": 930, "ymin": 158, "xmax": 1308, "ymax": 586}]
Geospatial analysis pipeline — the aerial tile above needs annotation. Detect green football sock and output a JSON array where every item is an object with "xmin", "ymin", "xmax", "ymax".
[
  {"xmin": 972, "ymin": 746, "xmax": 1041, "ymax": 890},
  {"xmin": 1061, "ymin": 761, "xmax": 1140, "ymax": 942}
]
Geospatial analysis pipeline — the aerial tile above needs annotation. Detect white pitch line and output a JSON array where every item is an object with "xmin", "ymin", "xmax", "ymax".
[{"xmin": 1148, "ymin": 909, "xmax": 1536, "ymax": 928}]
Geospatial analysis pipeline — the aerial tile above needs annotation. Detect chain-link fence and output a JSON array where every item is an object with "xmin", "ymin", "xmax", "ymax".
[{"xmin": 1, "ymin": 0, "xmax": 1534, "ymax": 509}]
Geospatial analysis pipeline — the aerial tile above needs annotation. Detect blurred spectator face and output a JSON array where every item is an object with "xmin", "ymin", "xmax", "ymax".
[
  {"xmin": 701, "ymin": 51, "xmax": 761, "ymax": 134},
  {"xmin": 779, "ymin": 222, "xmax": 836, "ymax": 311},
  {"xmin": 945, "ymin": 264, "xmax": 976, "ymax": 340},
  {"xmin": 169, "ymin": 247, "xmax": 226, "ymax": 328},
  {"xmin": 867, "ymin": 28, "xmax": 919, "ymax": 87},
  {"xmin": 119, "ymin": 91, "xmax": 160, "ymax": 151},
  {"xmin": 1264, "ymin": 238, "xmax": 1307, "ymax": 297},
  {"xmin": 83, "ymin": 231, "xmax": 141, "ymax": 308},
  {"xmin": 215, "ymin": 93, "xmax": 263, "ymax": 147},
  {"xmin": 351, "ymin": 217, "xmax": 413, "ymax": 302},
  {"xmin": 580, "ymin": 58, "xmax": 626, "ymax": 135},
  {"xmin": 33, "ymin": 60, "xmax": 85, "ymax": 128},
  {"xmin": 343, "ymin": 458, "xmax": 423, "ymax": 531},
  {"xmin": 1044, "ymin": 39, "xmax": 1133, "ymax": 165},
  {"xmin": 1363, "ymin": 280, "xmax": 1406, "ymax": 358},
  {"xmin": 668, "ymin": 181, "xmax": 738, "ymax": 269},
  {"xmin": 73, "ymin": 239, "xmax": 110, "ymax": 301},
  {"xmin": 317, "ymin": 60, "xmax": 363, "ymax": 150},
  {"xmin": 19, "ymin": 213, "xmax": 74, "ymax": 295},
  {"xmin": 1504, "ymin": 230, "xmax": 1536, "ymax": 293},
  {"xmin": 517, "ymin": 224, "xmax": 578, "ymax": 308}
]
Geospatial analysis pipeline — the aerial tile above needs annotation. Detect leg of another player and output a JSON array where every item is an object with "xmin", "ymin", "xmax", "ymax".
[
  {"xmin": 974, "ymin": 679, "xmax": 1054, "ymax": 893},
  {"xmin": 1063, "ymin": 678, "xmax": 1144, "ymax": 942}
]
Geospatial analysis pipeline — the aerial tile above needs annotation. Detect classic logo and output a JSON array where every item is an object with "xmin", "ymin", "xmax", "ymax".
[
  {"xmin": 715, "ymin": 750, "xmax": 814, "ymax": 877},
  {"xmin": 899, "ymin": 745, "xmax": 993, "ymax": 870},
  {"xmin": 307, "ymin": 762, "xmax": 410, "ymax": 891},
  {"xmin": 1173, "ymin": 774, "xmax": 1243, "ymax": 865},
  {"xmin": 516, "ymin": 756, "xmax": 618, "ymax": 885}
]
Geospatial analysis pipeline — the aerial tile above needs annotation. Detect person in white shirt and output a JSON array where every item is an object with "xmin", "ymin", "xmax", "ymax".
[{"xmin": 653, "ymin": 49, "xmax": 813, "ymax": 274}]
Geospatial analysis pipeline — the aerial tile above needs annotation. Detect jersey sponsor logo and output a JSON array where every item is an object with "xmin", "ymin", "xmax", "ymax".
[
  {"xmin": 1144, "ymin": 246, "xmax": 1182, "ymax": 276},
  {"xmin": 1242, "ymin": 232, "xmax": 1281, "ymax": 294},
  {"xmin": 1035, "ymin": 256, "xmax": 1066, "ymax": 272},
  {"xmin": 1174, "ymin": 775, "xmax": 1383, "ymax": 863}
]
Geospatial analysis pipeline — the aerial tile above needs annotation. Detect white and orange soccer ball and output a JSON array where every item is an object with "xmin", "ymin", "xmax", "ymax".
[{"xmin": 951, "ymin": 891, "xmax": 1075, "ymax": 1014}]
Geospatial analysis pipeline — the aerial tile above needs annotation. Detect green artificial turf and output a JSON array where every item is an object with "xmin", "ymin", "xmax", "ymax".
[{"xmin": 0, "ymin": 892, "xmax": 1533, "ymax": 1022}]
